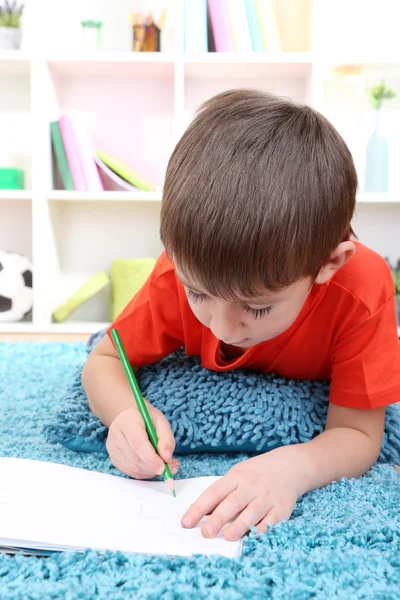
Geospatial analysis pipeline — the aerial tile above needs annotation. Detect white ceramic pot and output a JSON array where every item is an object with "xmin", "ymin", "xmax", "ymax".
[{"xmin": 0, "ymin": 27, "xmax": 22, "ymax": 50}]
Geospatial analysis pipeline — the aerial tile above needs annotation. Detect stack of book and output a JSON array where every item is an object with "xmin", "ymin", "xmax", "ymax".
[
  {"xmin": 50, "ymin": 115, "xmax": 157, "ymax": 192},
  {"xmin": 184, "ymin": 0, "xmax": 281, "ymax": 53}
]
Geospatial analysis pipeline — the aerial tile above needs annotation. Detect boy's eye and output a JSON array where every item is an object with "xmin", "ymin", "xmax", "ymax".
[
  {"xmin": 186, "ymin": 288, "xmax": 208, "ymax": 302},
  {"xmin": 243, "ymin": 305, "xmax": 272, "ymax": 319},
  {"xmin": 186, "ymin": 287, "xmax": 272, "ymax": 319}
]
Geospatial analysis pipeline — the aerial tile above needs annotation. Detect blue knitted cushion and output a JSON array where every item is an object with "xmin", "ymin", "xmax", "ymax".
[{"xmin": 43, "ymin": 330, "xmax": 400, "ymax": 463}]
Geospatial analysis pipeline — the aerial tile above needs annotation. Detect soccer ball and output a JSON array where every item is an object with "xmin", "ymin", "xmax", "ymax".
[{"xmin": 0, "ymin": 250, "xmax": 33, "ymax": 322}]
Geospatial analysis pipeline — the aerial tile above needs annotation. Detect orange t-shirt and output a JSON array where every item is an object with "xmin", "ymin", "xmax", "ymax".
[{"xmin": 108, "ymin": 242, "xmax": 400, "ymax": 410}]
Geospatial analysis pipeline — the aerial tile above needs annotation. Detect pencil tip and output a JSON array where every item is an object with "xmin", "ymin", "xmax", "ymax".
[
  {"xmin": 172, "ymin": 489, "xmax": 176, "ymax": 497},
  {"xmin": 165, "ymin": 478, "xmax": 176, "ymax": 496}
]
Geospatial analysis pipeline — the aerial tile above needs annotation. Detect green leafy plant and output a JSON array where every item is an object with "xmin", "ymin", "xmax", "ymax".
[
  {"xmin": 368, "ymin": 81, "xmax": 396, "ymax": 110},
  {"xmin": 0, "ymin": 1, "xmax": 24, "ymax": 28}
]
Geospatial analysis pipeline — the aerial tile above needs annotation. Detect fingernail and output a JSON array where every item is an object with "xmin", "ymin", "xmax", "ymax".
[
  {"xmin": 226, "ymin": 527, "xmax": 239, "ymax": 541},
  {"xmin": 182, "ymin": 516, "xmax": 192, "ymax": 528},
  {"xmin": 158, "ymin": 465, "xmax": 165, "ymax": 476},
  {"xmin": 203, "ymin": 525, "xmax": 215, "ymax": 538},
  {"xmin": 164, "ymin": 448, "xmax": 172, "ymax": 460}
]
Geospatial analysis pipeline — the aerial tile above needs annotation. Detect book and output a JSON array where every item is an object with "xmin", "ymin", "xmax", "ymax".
[
  {"xmin": 207, "ymin": 2, "xmax": 216, "ymax": 51},
  {"xmin": 51, "ymin": 272, "xmax": 110, "ymax": 323},
  {"xmin": 50, "ymin": 121, "xmax": 75, "ymax": 191},
  {"xmin": 94, "ymin": 155, "xmax": 137, "ymax": 192},
  {"xmin": 0, "ymin": 458, "xmax": 242, "ymax": 559},
  {"xmin": 207, "ymin": 0, "xmax": 235, "ymax": 52},
  {"xmin": 244, "ymin": 0, "xmax": 265, "ymax": 52},
  {"xmin": 95, "ymin": 150, "xmax": 157, "ymax": 192},
  {"xmin": 58, "ymin": 115, "xmax": 88, "ymax": 191},
  {"xmin": 70, "ymin": 115, "xmax": 104, "ymax": 192},
  {"xmin": 184, "ymin": 0, "xmax": 208, "ymax": 53},
  {"xmin": 226, "ymin": 0, "xmax": 253, "ymax": 53},
  {"xmin": 255, "ymin": 0, "xmax": 282, "ymax": 52}
]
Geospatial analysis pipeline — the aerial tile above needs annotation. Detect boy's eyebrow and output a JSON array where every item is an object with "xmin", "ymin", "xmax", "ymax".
[{"xmin": 175, "ymin": 271, "xmax": 281, "ymax": 304}]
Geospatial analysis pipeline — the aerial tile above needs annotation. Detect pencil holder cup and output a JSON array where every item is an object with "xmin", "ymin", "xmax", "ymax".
[
  {"xmin": 81, "ymin": 19, "xmax": 103, "ymax": 51},
  {"xmin": 132, "ymin": 24, "xmax": 160, "ymax": 51},
  {"xmin": 111, "ymin": 258, "xmax": 156, "ymax": 320}
]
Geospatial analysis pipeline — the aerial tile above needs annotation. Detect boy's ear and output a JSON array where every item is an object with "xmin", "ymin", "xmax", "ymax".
[{"xmin": 315, "ymin": 241, "xmax": 356, "ymax": 284}]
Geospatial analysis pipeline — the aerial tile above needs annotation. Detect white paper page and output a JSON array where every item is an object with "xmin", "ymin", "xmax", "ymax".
[{"xmin": 0, "ymin": 458, "xmax": 242, "ymax": 558}]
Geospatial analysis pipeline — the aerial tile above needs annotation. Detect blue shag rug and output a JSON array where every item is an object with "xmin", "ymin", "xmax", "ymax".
[{"xmin": 0, "ymin": 341, "xmax": 400, "ymax": 599}]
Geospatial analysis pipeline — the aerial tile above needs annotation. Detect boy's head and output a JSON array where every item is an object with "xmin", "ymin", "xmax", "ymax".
[{"xmin": 160, "ymin": 89, "xmax": 358, "ymax": 346}]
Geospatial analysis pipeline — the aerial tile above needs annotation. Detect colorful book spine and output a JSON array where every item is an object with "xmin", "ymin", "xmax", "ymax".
[
  {"xmin": 70, "ymin": 116, "xmax": 104, "ymax": 192},
  {"xmin": 226, "ymin": 0, "xmax": 253, "ymax": 52},
  {"xmin": 50, "ymin": 121, "xmax": 75, "ymax": 191},
  {"xmin": 58, "ymin": 115, "xmax": 88, "ymax": 191},
  {"xmin": 255, "ymin": 0, "xmax": 282, "ymax": 52},
  {"xmin": 95, "ymin": 150, "xmax": 157, "ymax": 192},
  {"xmin": 184, "ymin": 0, "xmax": 208, "ymax": 53},
  {"xmin": 244, "ymin": 0, "xmax": 264, "ymax": 52},
  {"xmin": 207, "ymin": 0, "xmax": 235, "ymax": 52}
]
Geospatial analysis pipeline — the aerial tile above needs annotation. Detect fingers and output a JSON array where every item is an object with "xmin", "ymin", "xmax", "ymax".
[
  {"xmin": 181, "ymin": 477, "xmax": 237, "ymax": 530},
  {"xmin": 152, "ymin": 409, "xmax": 176, "ymax": 463},
  {"xmin": 223, "ymin": 496, "xmax": 273, "ymax": 541},
  {"xmin": 109, "ymin": 444, "xmax": 154, "ymax": 480},
  {"xmin": 182, "ymin": 479, "xmax": 283, "ymax": 542},
  {"xmin": 123, "ymin": 413, "xmax": 165, "ymax": 475},
  {"xmin": 255, "ymin": 509, "xmax": 281, "ymax": 534},
  {"xmin": 108, "ymin": 432, "xmax": 180, "ymax": 479},
  {"xmin": 107, "ymin": 406, "xmax": 180, "ymax": 480}
]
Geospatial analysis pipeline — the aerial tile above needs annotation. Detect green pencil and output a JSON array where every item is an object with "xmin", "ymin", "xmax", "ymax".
[{"xmin": 110, "ymin": 328, "xmax": 176, "ymax": 497}]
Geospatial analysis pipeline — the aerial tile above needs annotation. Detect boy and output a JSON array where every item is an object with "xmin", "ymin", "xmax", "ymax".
[{"xmin": 82, "ymin": 90, "xmax": 400, "ymax": 543}]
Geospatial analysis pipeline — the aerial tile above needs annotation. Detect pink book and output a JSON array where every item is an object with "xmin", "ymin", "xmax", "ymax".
[
  {"xmin": 208, "ymin": 0, "xmax": 235, "ymax": 52},
  {"xmin": 70, "ymin": 116, "xmax": 104, "ymax": 192},
  {"xmin": 58, "ymin": 115, "xmax": 88, "ymax": 191}
]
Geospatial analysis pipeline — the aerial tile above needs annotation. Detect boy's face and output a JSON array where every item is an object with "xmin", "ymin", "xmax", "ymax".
[{"xmin": 176, "ymin": 270, "xmax": 314, "ymax": 348}]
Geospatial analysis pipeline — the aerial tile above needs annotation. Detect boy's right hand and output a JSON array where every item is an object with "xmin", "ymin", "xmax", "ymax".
[{"xmin": 106, "ymin": 404, "xmax": 179, "ymax": 479}]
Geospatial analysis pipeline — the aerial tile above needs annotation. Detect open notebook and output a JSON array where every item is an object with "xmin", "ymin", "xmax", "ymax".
[{"xmin": 0, "ymin": 458, "xmax": 242, "ymax": 559}]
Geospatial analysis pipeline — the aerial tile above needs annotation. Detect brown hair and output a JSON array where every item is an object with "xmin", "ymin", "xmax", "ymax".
[{"xmin": 160, "ymin": 89, "xmax": 358, "ymax": 299}]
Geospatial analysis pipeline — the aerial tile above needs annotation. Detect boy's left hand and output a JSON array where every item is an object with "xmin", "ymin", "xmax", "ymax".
[{"xmin": 181, "ymin": 446, "xmax": 309, "ymax": 541}]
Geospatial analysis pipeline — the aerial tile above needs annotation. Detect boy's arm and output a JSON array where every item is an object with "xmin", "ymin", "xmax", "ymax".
[
  {"xmin": 180, "ymin": 402, "xmax": 388, "ymax": 541},
  {"xmin": 82, "ymin": 335, "xmax": 139, "ymax": 427},
  {"xmin": 297, "ymin": 403, "xmax": 386, "ymax": 494}
]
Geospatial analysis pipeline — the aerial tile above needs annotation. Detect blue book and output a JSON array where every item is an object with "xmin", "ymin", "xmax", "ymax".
[
  {"xmin": 184, "ymin": 0, "xmax": 208, "ymax": 52},
  {"xmin": 244, "ymin": 0, "xmax": 264, "ymax": 52}
]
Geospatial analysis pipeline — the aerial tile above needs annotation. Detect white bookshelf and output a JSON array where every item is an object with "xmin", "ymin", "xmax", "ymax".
[{"xmin": 1, "ymin": 0, "xmax": 400, "ymax": 335}]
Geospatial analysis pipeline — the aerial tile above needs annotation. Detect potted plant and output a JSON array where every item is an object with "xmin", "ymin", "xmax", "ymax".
[
  {"xmin": 0, "ymin": 1, "xmax": 24, "ymax": 50},
  {"xmin": 365, "ymin": 81, "xmax": 396, "ymax": 193}
]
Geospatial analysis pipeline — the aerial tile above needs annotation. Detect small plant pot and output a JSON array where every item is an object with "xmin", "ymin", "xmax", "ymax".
[{"xmin": 0, "ymin": 27, "xmax": 22, "ymax": 50}]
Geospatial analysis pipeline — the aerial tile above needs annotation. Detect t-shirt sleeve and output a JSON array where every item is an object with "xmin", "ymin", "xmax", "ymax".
[
  {"xmin": 107, "ymin": 254, "xmax": 184, "ymax": 367},
  {"xmin": 330, "ymin": 295, "xmax": 400, "ymax": 409}
]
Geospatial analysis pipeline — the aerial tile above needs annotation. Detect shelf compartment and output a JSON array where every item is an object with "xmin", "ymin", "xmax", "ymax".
[
  {"xmin": 184, "ymin": 53, "xmax": 313, "ymax": 80},
  {"xmin": 47, "ymin": 53, "xmax": 175, "ymax": 79},
  {"xmin": 0, "ymin": 51, "xmax": 30, "ymax": 76},
  {"xmin": 46, "ymin": 200, "xmax": 163, "ymax": 324},
  {"xmin": 0, "ymin": 197, "xmax": 32, "ymax": 259}
]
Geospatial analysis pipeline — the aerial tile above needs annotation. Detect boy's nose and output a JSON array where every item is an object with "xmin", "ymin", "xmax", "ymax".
[{"xmin": 209, "ymin": 305, "xmax": 243, "ymax": 343}]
